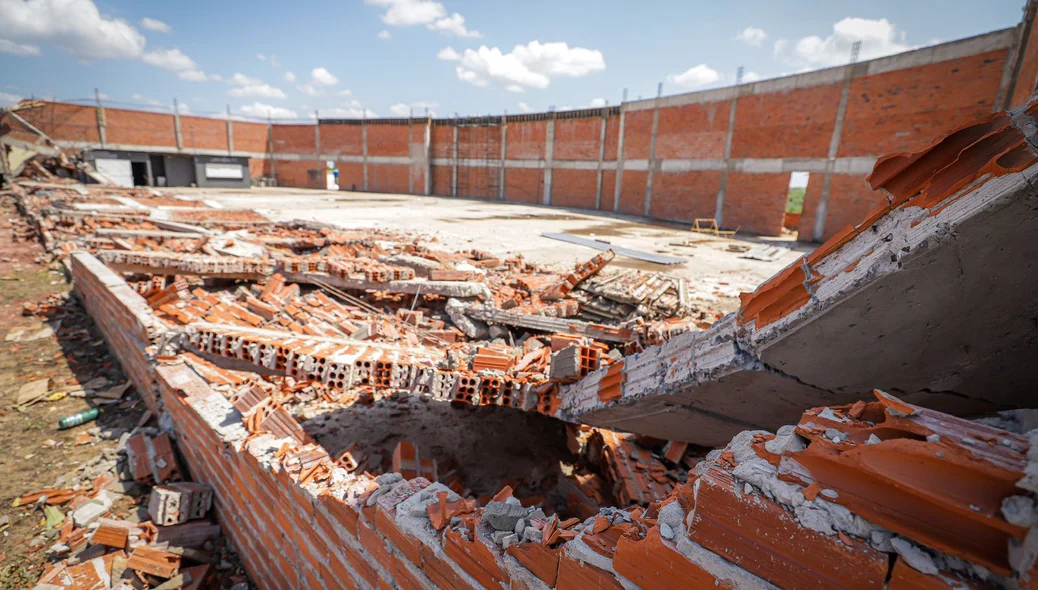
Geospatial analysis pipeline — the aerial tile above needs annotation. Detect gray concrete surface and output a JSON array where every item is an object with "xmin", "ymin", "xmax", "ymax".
[{"xmin": 174, "ymin": 187, "xmax": 807, "ymax": 313}]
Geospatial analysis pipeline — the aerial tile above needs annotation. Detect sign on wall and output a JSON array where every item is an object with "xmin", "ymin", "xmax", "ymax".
[{"xmin": 205, "ymin": 163, "xmax": 244, "ymax": 180}]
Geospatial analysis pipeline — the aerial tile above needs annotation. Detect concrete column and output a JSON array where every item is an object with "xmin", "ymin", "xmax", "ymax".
[
  {"xmin": 595, "ymin": 113, "xmax": 608, "ymax": 209},
  {"xmin": 267, "ymin": 116, "xmax": 276, "ymax": 183},
  {"xmin": 498, "ymin": 114, "xmax": 507, "ymax": 200},
  {"xmin": 407, "ymin": 119, "xmax": 414, "ymax": 194},
  {"xmin": 813, "ymin": 63, "xmax": 859, "ymax": 242},
  {"xmin": 314, "ymin": 110, "xmax": 321, "ymax": 160},
  {"xmin": 612, "ymin": 109, "xmax": 626, "ymax": 212},
  {"xmin": 451, "ymin": 122, "xmax": 458, "ymax": 197},
  {"xmin": 424, "ymin": 117, "xmax": 432, "ymax": 195},
  {"xmin": 362, "ymin": 118, "xmax": 369, "ymax": 192},
  {"xmin": 225, "ymin": 105, "xmax": 234, "ymax": 154},
  {"xmin": 543, "ymin": 114, "xmax": 556, "ymax": 205},
  {"xmin": 715, "ymin": 87, "xmax": 740, "ymax": 226},
  {"xmin": 173, "ymin": 98, "xmax": 183, "ymax": 151},
  {"xmin": 999, "ymin": 0, "xmax": 1038, "ymax": 110},
  {"xmin": 643, "ymin": 86, "xmax": 662, "ymax": 217},
  {"xmin": 94, "ymin": 89, "xmax": 107, "ymax": 149}
]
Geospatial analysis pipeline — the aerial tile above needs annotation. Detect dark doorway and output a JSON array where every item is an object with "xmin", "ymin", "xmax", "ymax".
[
  {"xmin": 131, "ymin": 161, "xmax": 149, "ymax": 186},
  {"xmin": 149, "ymin": 155, "xmax": 167, "ymax": 187}
]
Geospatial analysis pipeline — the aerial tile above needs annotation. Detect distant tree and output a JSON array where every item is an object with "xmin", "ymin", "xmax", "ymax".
[{"xmin": 786, "ymin": 187, "xmax": 805, "ymax": 213}]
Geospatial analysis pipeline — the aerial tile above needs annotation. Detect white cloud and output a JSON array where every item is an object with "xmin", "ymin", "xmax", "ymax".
[
  {"xmin": 454, "ymin": 41, "xmax": 605, "ymax": 90},
  {"xmin": 427, "ymin": 13, "xmax": 480, "ymax": 38},
  {"xmin": 239, "ymin": 102, "xmax": 298, "ymax": 119},
  {"xmin": 311, "ymin": 67, "xmax": 339, "ymax": 86},
  {"xmin": 742, "ymin": 71, "xmax": 762, "ymax": 83},
  {"xmin": 131, "ymin": 93, "xmax": 162, "ymax": 106},
  {"xmin": 735, "ymin": 27, "xmax": 767, "ymax": 47},
  {"xmin": 336, "ymin": 89, "xmax": 353, "ymax": 97},
  {"xmin": 314, "ymin": 100, "xmax": 378, "ymax": 118},
  {"xmin": 504, "ymin": 84, "xmax": 524, "ymax": 93},
  {"xmin": 0, "ymin": 0, "xmax": 146, "ymax": 60},
  {"xmin": 297, "ymin": 83, "xmax": 321, "ymax": 96},
  {"xmin": 784, "ymin": 17, "xmax": 913, "ymax": 68},
  {"xmin": 365, "ymin": 0, "xmax": 480, "ymax": 38},
  {"xmin": 773, "ymin": 39, "xmax": 789, "ymax": 57},
  {"xmin": 0, "ymin": 39, "xmax": 41, "ymax": 56},
  {"xmin": 0, "ymin": 92, "xmax": 23, "ymax": 106},
  {"xmin": 270, "ymin": 55, "xmax": 280, "ymax": 68},
  {"xmin": 437, "ymin": 46, "xmax": 460, "ymax": 61},
  {"xmin": 257, "ymin": 53, "xmax": 266, "ymax": 61},
  {"xmin": 388, "ymin": 101, "xmax": 438, "ymax": 116},
  {"xmin": 229, "ymin": 73, "xmax": 262, "ymax": 86},
  {"xmin": 518, "ymin": 101, "xmax": 531, "ymax": 113},
  {"xmin": 229, "ymin": 84, "xmax": 287, "ymax": 99},
  {"xmin": 284, "ymin": 71, "xmax": 296, "ymax": 83},
  {"xmin": 667, "ymin": 64, "xmax": 721, "ymax": 89},
  {"xmin": 140, "ymin": 17, "xmax": 171, "ymax": 33},
  {"xmin": 588, "ymin": 97, "xmax": 606, "ymax": 108},
  {"xmin": 178, "ymin": 69, "xmax": 220, "ymax": 82},
  {"xmin": 142, "ymin": 47, "xmax": 196, "ymax": 71},
  {"xmin": 377, "ymin": 29, "xmax": 391, "ymax": 39},
  {"xmin": 173, "ymin": 102, "xmax": 190, "ymax": 115}
]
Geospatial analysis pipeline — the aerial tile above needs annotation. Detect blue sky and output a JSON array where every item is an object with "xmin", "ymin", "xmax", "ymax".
[{"xmin": 0, "ymin": 0, "xmax": 1027, "ymax": 121}]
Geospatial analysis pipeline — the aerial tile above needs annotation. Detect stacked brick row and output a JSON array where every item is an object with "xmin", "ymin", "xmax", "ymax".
[{"xmin": 186, "ymin": 325, "xmax": 543, "ymax": 411}]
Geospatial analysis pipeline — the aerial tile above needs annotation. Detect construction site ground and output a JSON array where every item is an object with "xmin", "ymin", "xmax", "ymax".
[
  {"xmin": 0, "ymin": 196, "xmax": 146, "ymax": 585},
  {"xmin": 189, "ymin": 187, "xmax": 808, "ymax": 310}
]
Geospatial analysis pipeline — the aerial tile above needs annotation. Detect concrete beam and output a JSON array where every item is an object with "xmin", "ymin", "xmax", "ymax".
[
  {"xmin": 226, "ymin": 106, "xmax": 234, "ymax": 154},
  {"xmin": 595, "ymin": 114, "xmax": 608, "ymax": 209},
  {"xmin": 643, "ymin": 95, "xmax": 661, "ymax": 217},
  {"xmin": 813, "ymin": 63, "xmax": 860, "ymax": 242},
  {"xmin": 362, "ymin": 120, "xmax": 369, "ymax": 191},
  {"xmin": 715, "ymin": 87, "xmax": 740, "ymax": 225},
  {"xmin": 557, "ymin": 147, "xmax": 1038, "ymax": 444},
  {"xmin": 173, "ymin": 100, "xmax": 183, "ymax": 152},
  {"xmin": 499, "ymin": 114, "xmax": 507, "ymax": 200},
  {"xmin": 452, "ymin": 124, "xmax": 458, "ymax": 197}
]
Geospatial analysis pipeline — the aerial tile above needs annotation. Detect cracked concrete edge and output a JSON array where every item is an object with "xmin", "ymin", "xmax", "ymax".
[{"xmin": 555, "ymin": 159, "xmax": 1038, "ymax": 426}]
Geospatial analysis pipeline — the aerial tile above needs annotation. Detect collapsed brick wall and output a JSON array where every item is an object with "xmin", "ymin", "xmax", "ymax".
[
  {"xmin": 6, "ymin": 19, "xmax": 1036, "ymax": 240},
  {"xmin": 70, "ymin": 252, "xmax": 162, "ymax": 413}
]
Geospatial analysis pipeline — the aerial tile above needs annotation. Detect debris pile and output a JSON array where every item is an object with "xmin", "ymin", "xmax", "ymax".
[{"xmin": 19, "ymin": 428, "xmax": 250, "ymax": 589}]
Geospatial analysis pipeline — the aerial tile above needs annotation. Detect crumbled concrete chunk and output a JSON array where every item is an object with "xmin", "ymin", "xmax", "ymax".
[
  {"xmin": 891, "ymin": 537, "xmax": 939, "ymax": 575},
  {"xmin": 659, "ymin": 523, "xmax": 675, "ymax": 540},
  {"xmin": 1003, "ymin": 495, "xmax": 1038, "ymax": 528},
  {"xmin": 482, "ymin": 501, "xmax": 526, "ymax": 532},
  {"xmin": 523, "ymin": 526, "xmax": 543, "ymax": 543}
]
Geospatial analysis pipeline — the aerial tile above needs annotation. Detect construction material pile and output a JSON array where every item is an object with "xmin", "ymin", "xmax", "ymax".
[{"xmin": 18, "ymin": 426, "xmax": 250, "ymax": 589}]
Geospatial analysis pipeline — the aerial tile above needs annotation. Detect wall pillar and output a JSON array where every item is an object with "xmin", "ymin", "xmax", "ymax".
[
  {"xmin": 498, "ymin": 114, "xmax": 507, "ymax": 200},
  {"xmin": 362, "ymin": 118, "xmax": 369, "ymax": 192},
  {"xmin": 451, "ymin": 122, "xmax": 458, "ymax": 197},
  {"xmin": 225, "ymin": 105, "xmax": 234, "ymax": 154},
  {"xmin": 407, "ymin": 119, "xmax": 414, "ymax": 194},
  {"xmin": 715, "ymin": 87, "xmax": 740, "ymax": 225},
  {"xmin": 813, "ymin": 62, "xmax": 860, "ymax": 242},
  {"xmin": 543, "ymin": 114, "xmax": 556, "ymax": 205},
  {"xmin": 95, "ymin": 90, "xmax": 107, "ymax": 149},
  {"xmin": 424, "ymin": 117, "xmax": 432, "ymax": 195},
  {"xmin": 643, "ymin": 87, "xmax": 662, "ymax": 216},
  {"xmin": 612, "ymin": 109, "xmax": 626, "ymax": 212},
  {"xmin": 595, "ymin": 112, "xmax": 608, "ymax": 209},
  {"xmin": 173, "ymin": 98, "xmax": 183, "ymax": 151}
]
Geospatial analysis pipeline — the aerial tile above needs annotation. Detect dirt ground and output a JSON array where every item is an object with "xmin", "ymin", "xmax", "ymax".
[{"xmin": 0, "ymin": 196, "xmax": 146, "ymax": 587}]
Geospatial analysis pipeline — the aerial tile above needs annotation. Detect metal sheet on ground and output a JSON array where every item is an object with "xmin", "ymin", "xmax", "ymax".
[{"xmin": 540, "ymin": 232, "xmax": 685, "ymax": 265}]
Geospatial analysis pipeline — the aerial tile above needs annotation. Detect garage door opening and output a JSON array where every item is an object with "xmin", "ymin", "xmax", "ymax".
[
  {"xmin": 784, "ymin": 172, "xmax": 809, "ymax": 237},
  {"xmin": 131, "ymin": 161, "xmax": 149, "ymax": 187}
]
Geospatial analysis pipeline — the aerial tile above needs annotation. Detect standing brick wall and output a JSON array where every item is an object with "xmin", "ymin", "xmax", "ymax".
[{"xmin": 7, "ymin": 21, "xmax": 1035, "ymax": 239}]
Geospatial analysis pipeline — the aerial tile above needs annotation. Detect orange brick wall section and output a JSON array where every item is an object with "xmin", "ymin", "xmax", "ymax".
[
  {"xmin": 1011, "ymin": 3, "xmax": 1038, "ymax": 107},
  {"xmin": 554, "ymin": 117, "xmax": 603, "ymax": 160},
  {"xmin": 368, "ymin": 163, "xmax": 412, "ymax": 194},
  {"xmin": 234, "ymin": 121, "xmax": 269, "ymax": 153},
  {"xmin": 731, "ymin": 86, "xmax": 841, "ymax": 158},
  {"xmin": 367, "ymin": 124, "xmax": 411, "ymax": 157},
  {"xmin": 273, "ymin": 159, "xmax": 323, "ymax": 189},
  {"xmin": 336, "ymin": 162, "xmax": 365, "ymax": 191},
  {"xmin": 503, "ymin": 168, "xmax": 542, "ymax": 203},
  {"xmin": 506, "ymin": 120, "xmax": 546, "ymax": 160},
  {"xmin": 105, "ymin": 108, "xmax": 177, "ymax": 148},
  {"xmin": 272, "ymin": 124, "xmax": 316, "ymax": 156},
  {"xmin": 618, "ymin": 170, "xmax": 648, "ymax": 216},
  {"xmin": 723, "ymin": 172, "xmax": 791, "ymax": 235},
  {"xmin": 13, "ymin": 102, "xmax": 100, "ymax": 144},
  {"xmin": 619, "ymin": 110, "xmax": 654, "ymax": 160},
  {"xmin": 456, "ymin": 164, "xmax": 497, "ymax": 199},
  {"xmin": 655, "ymin": 101, "xmax": 731, "ymax": 160},
  {"xmin": 319, "ymin": 124, "xmax": 364, "ymax": 156},
  {"xmin": 430, "ymin": 164, "xmax": 452, "ymax": 196},
  {"xmin": 551, "ymin": 169, "xmax": 598, "ymax": 209},
  {"xmin": 650, "ymin": 170, "xmax": 723, "ymax": 223},
  {"xmin": 180, "ymin": 115, "xmax": 228, "ymax": 152},
  {"xmin": 839, "ymin": 50, "xmax": 1009, "ymax": 156}
]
